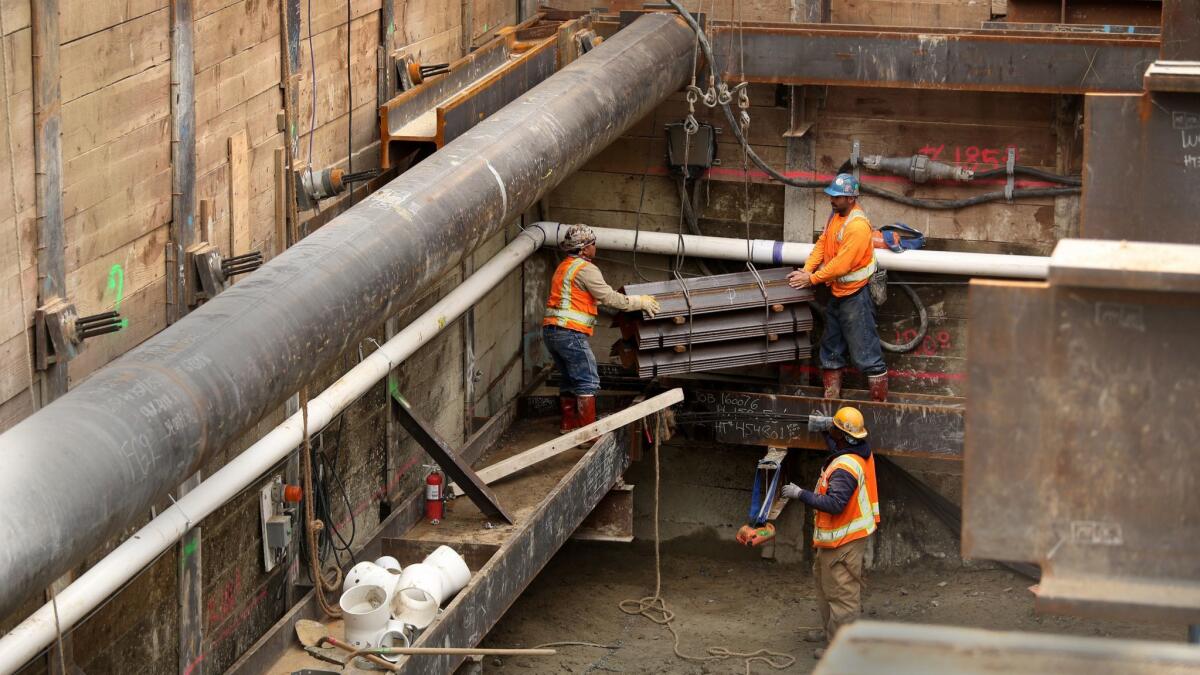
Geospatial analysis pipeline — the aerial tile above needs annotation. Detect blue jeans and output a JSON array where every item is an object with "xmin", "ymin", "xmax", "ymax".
[
  {"xmin": 820, "ymin": 288, "xmax": 887, "ymax": 376},
  {"xmin": 543, "ymin": 325, "xmax": 600, "ymax": 396}
]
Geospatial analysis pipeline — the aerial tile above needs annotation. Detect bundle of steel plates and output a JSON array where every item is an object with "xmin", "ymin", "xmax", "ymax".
[
  {"xmin": 623, "ymin": 267, "xmax": 814, "ymax": 320},
  {"xmin": 618, "ymin": 266, "xmax": 813, "ymax": 378},
  {"xmin": 633, "ymin": 333, "xmax": 811, "ymax": 378},
  {"xmin": 633, "ymin": 304, "xmax": 813, "ymax": 350}
]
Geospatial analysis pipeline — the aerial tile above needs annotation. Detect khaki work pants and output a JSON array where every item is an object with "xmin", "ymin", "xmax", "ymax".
[{"xmin": 813, "ymin": 536, "xmax": 868, "ymax": 642}]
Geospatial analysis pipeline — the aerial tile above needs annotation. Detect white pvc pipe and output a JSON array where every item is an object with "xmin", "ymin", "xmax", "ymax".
[
  {"xmin": 0, "ymin": 228, "xmax": 546, "ymax": 674},
  {"xmin": 533, "ymin": 222, "xmax": 1050, "ymax": 279}
]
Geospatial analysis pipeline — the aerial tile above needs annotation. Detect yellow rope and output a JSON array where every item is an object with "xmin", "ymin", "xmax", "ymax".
[{"xmin": 618, "ymin": 413, "xmax": 796, "ymax": 675}]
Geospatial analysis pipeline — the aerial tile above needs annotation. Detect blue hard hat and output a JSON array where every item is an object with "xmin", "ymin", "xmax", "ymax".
[{"xmin": 824, "ymin": 173, "xmax": 860, "ymax": 197}]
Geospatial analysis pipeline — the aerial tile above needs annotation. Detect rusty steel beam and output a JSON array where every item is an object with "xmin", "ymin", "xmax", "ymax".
[
  {"xmin": 710, "ymin": 23, "xmax": 1159, "ymax": 94},
  {"xmin": 394, "ymin": 428, "xmax": 631, "ymax": 674},
  {"xmin": 680, "ymin": 388, "xmax": 965, "ymax": 459},
  {"xmin": 964, "ymin": 262, "xmax": 1200, "ymax": 623},
  {"xmin": 0, "ymin": 12, "xmax": 697, "ymax": 621}
]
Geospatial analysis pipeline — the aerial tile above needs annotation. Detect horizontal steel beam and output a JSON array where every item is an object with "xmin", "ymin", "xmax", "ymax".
[
  {"xmin": 681, "ymin": 388, "xmax": 965, "ymax": 459},
  {"xmin": 711, "ymin": 23, "xmax": 1159, "ymax": 93}
]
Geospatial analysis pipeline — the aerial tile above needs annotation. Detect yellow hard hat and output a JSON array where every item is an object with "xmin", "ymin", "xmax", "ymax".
[{"xmin": 833, "ymin": 406, "xmax": 868, "ymax": 439}]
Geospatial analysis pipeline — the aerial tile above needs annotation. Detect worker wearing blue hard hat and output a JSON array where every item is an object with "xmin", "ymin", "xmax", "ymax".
[{"xmin": 787, "ymin": 173, "xmax": 888, "ymax": 401}]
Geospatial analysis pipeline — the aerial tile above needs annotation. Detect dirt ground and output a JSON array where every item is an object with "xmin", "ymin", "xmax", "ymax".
[{"xmin": 480, "ymin": 536, "xmax": 1181, "ymax": 674}]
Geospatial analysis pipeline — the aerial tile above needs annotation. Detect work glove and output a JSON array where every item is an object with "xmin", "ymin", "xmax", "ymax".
[
  {"xmin": 636, "ymin": 295, "xmax": 661, "ymax": 318},
  {"xmin": 781, "ymin": 483, "xmax": 804, "ymax": 500},
  {"xmin": 808, "ymin": 413, "xmax": 833, "ymax": 433}
]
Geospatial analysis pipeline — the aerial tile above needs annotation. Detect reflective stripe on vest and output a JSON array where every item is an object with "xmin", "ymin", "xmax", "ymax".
[
  {"xmin": 544, "ymin": 257, "xmax": 597, "ymax": 331},
  {"xmin": 834, "ymin": 208, "xmax": 877, "ymax": 285},
  {"xmin": 813, "ymin": 454, "xmax": 878, "ymax": 546}
]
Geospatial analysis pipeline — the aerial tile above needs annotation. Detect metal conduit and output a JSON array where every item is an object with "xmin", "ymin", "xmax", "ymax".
[{"xmin": 0, "ymin": 13, "xmax": 696, "ymax": 620}]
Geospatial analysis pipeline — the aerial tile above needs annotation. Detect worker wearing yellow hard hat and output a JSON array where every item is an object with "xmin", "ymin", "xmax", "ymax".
[{"xmin": 781, "ymin": 405, "xmax": 880, "ymax": 658}]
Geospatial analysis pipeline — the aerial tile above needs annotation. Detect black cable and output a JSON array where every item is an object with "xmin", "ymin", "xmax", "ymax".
[
  {"xmin": 663, "ymin": 1, "xmax": 1082, "ymax": 210},
  {"xmin": 973, "ymin": 165, "xmax": 1081, "ymax": 186},
  {"xmin": 878, "ymin": 277, "xmax": 928, "ymax": 353},
  {"xmin": 677, "ymin": 174, "xmax": 716, "ymax": 277}
]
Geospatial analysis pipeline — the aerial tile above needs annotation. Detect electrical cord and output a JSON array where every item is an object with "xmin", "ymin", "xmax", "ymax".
[{"xmin": 662, "ymin": 1, "xmax": 1082, "ymax": 210}]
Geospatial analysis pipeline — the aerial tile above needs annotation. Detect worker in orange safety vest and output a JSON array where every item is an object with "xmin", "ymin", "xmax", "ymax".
[
  {"xmin": 781, "ymin": 406, "xmax": 880, "ymax": 658},
  {"xmin": 787, "ymin": 173, "xmax": 888, "ymax": 401},
  {"xmin": 543, "ymin": 224, "xmax": 661, "ymax": 432}
]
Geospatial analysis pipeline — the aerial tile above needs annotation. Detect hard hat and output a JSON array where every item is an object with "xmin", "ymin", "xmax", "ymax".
[
  {"xmin": 561, "ymin": 223, "xmax": 597, "ymax": 252},
  {"xmin": 832, "ymin": 406, "xmax": 868, "ymax": 439},
  {"xmin": 824, "ymin": 173, "xmax": 860, "ymax": 197}
]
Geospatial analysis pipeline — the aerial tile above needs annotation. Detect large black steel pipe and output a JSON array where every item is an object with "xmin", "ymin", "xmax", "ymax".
[{"xmin": 0, "ymin": 13, "xmax": 695, "ymax": 619}]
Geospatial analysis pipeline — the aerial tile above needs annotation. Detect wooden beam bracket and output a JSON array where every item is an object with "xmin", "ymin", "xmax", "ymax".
[{"xmin": 34, "ymin": 299, "xmax": 125, "ymax": 370}]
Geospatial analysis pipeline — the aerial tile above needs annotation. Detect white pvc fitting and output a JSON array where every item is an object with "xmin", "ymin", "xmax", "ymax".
[
  {"xmin": 374, "ymin": 555, "xmax": 403, "ymax": 573},
  {"xmin": 391, "ymin": 586, "xmax": 440, "ymax": 630},
  {"xmin": 343, "ymin": 561, "xmax": 403, "ymax": 601},
  {"xmin": 339, "ymin": 584, "xmax": 391, "ymax": 648},
  {"xmin": 394, "ymin": 562, "xmax": 446, "ymax": 605},
  {"xmin": 423, "ymin": 545, "xmax": 471, "ymax": 598},
  {"xmin": 377, "ymin": 619, "xmax": 413, "ymax": 662}
]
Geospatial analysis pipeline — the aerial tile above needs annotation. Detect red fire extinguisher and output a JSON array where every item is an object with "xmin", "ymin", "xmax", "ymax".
[{"xmin": 425, "ymin": 468, "xmax": 443, "ymax": 524}]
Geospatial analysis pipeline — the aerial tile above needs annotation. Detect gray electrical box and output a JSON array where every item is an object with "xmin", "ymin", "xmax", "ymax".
[{"xmin": 665, "ymin": 122, "xmax": 718, "ymax": 177}]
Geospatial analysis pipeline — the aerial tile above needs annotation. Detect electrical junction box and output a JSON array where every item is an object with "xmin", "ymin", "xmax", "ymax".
[
  {"xmin": 665, "ymin": 122, "xmax": 718, "ymax": 176},
  {"xmin": 259, "ymin": 475, "xmax": 293, "ymax": 572}
]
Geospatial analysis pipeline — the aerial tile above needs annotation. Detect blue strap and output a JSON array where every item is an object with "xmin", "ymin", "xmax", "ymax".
[{"xmin": 747, "ymin": 462, "xmax": 783, "ymax": 526}]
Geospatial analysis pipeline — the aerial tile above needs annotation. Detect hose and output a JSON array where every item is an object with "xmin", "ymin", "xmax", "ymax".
[
  {"xmin": 877, "ymin": 278, "xmax": 928, "ymax": 353},
  {"xmin": 662, "ymin": 2, "xmax": 1082, "ymax": 210},
  {"xmin": 973, "ymin": 165, "xmax": 1081, "ymax": 186}
]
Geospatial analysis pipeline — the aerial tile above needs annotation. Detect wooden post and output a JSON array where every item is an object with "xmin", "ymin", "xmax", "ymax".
[
  {"xmin": 228, "ymin": 131, "xmax": 250, "ymax": 257},
  {"xmin": 169, "ymin": 0, "xmax": 197, "ymax": 325},
  {"xmin": 32, "ymin": 0, "xmax": 65, "ymax": 404},
  {"xmin": 462, "ymin": 0, "xmax": 475, "ymax": 55},
  {"xmin": 279, "ymin": 0, "xmax": 301, "ymax": 247}
]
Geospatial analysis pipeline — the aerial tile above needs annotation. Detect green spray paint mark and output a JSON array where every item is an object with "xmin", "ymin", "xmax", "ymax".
[
  {"xmin": 106, "ymin": 264, "xmax": 130, "ymax": 329},
  {"xmin": 182, "ymin": 537, "xmax": 199, "ymax": 559}
]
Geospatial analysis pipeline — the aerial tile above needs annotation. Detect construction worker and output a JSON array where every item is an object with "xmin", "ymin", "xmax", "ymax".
[
  {"xmin": 544, "ymin": 224, "xmax": 661, "ymax": 432},
  {"xmin": 787, "ymin": 173, "xmax": 888, "ymax": 401},
  {"xmin": 781, "ymin": 406, "xmax": 879, "ymax": 658}
]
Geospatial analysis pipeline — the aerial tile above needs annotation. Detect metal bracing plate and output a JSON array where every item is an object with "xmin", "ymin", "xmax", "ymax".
[
  {"xmin": 623, "ymin": 267, "xmax": 814, "ymax": 319},
  {"xmin": 1081, "ymin": 92, "xmax": 1200, "ymax": 245},
  {"xmin": 630, "ymin": 304, "xmax": 814, "ymax": 350},
  {"xmin": 964, "ymin": 279, "xmax": 1200, "ymax": 622},
  {"xmin": 816, "ymin": 621, "xmax": 1200, "ymax": 675},
  {"xmin": 680, "ymin": 388, "xmax": 965, "ymax": 459},
  {"xmin": 709, "ymin": 24, "xmax": 1159, "ymax": 94}
]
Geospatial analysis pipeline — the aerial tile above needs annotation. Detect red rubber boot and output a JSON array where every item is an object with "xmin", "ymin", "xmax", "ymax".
[
  {"xmin": 821, "ymin": 369, "xmax": 843, "ymax": 400},
  {"xmin": 559, "ymin": 395, "xmax": 577, "ymax": 433}
]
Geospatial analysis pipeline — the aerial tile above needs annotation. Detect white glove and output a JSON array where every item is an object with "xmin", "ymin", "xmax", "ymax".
[
  {"xmin": 636, "ymin": 295, "xmax": 661, "ymax": 318},
  {"xmin": 781, "ymin": 483, "xmax": 803, "ymax": 500}
]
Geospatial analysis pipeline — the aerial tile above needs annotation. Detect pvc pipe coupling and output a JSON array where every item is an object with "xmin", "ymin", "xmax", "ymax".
[{"xmin": 337, "ymin": 547, "xmax": 472, "ymax": 647}]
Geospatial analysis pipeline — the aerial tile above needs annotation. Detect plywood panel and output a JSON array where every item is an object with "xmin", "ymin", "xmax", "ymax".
[
  {"xmin": 60, "ymin": 8, "xmax": 169, "ymax": 102},
  {"xmin": 60, "ymin": 61, "xmax": 171, "ymax": 160},
  {"xmin": 59, "ymin": 0, "xmax": 166, "ymax": 43}
]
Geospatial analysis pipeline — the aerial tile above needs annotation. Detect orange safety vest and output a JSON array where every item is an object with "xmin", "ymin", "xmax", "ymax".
[
  {"xmin": 817, "ymin": 207, "xmax": 877, "ymax": 297},
  {"xmin": 543, "ymin": 256, "xmax": 599, "ymax": 335},
  {"xmin": 812, "ymin": 452, "xmax": 880, "ymax": 549}
]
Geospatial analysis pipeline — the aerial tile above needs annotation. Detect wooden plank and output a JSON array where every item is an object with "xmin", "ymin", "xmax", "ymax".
[
  {"xmin": 273, "ymin": 147, "xmax": 286, "ymax": 256},
  {"xmin": 192, "ymin": 0, "xmax": 280, "ymax": 72},
  {"xmin": 0, "ymin": 330, "xmax": 32, "ymax": 402},
  {"xmin": 294, "ymin": 12, "xmax": 379, "ymax": 139},
  {"xmin": 0, "ymin": 386, "xmax": 33, "ymax": 432},
  {"xmin": 65, "ymin": 224, "xmax": 168, "ymax": 318},
  {"xmin": 452, "ymin": 388, "xmax": 683, "ymax": 495},
  {"xmin": 3, "ymin": 26, "xmax": 32, "ymax": 93},
  {"xmin": 64, "ymin": 168, "xmax": 172, "ymax": 273},
  {"xmin": 63, "ymin": 118, "xmax": 171, "ymax": 218},
  {"xmin": 59, "ymin": 0, "xmax": 165, "ymax": 44},
  {"xmin": 227, "ymin": 130, "xmax": 249, "ymax": 256},
  {"xmin": 60, "ymin": 62, "xmax": 171, "ymax": 160},
  {"xmin": 394, "ymin": 25, "xmax": 462, "ymax": 67},
  {"xmin": 195, "ymin": 85, "xmax": 279, "ymax": 177},
  {"xmin": 177, "ymin": 473, "xmax": 203, "ymax": 675},
  {"xmin": 0, "ymin": 0, "xmax": 31, "ymax": 34},
  {"xmin": 0, "ymin": 264, "xmax": 36, "ymax": 341},
  {"xmin": 59, "ymin": 7, "xmax": 169, "ymax": 103},
  {"xmin": 213, "ymin": 37, "xmax": 279, "ymax": 116}
]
